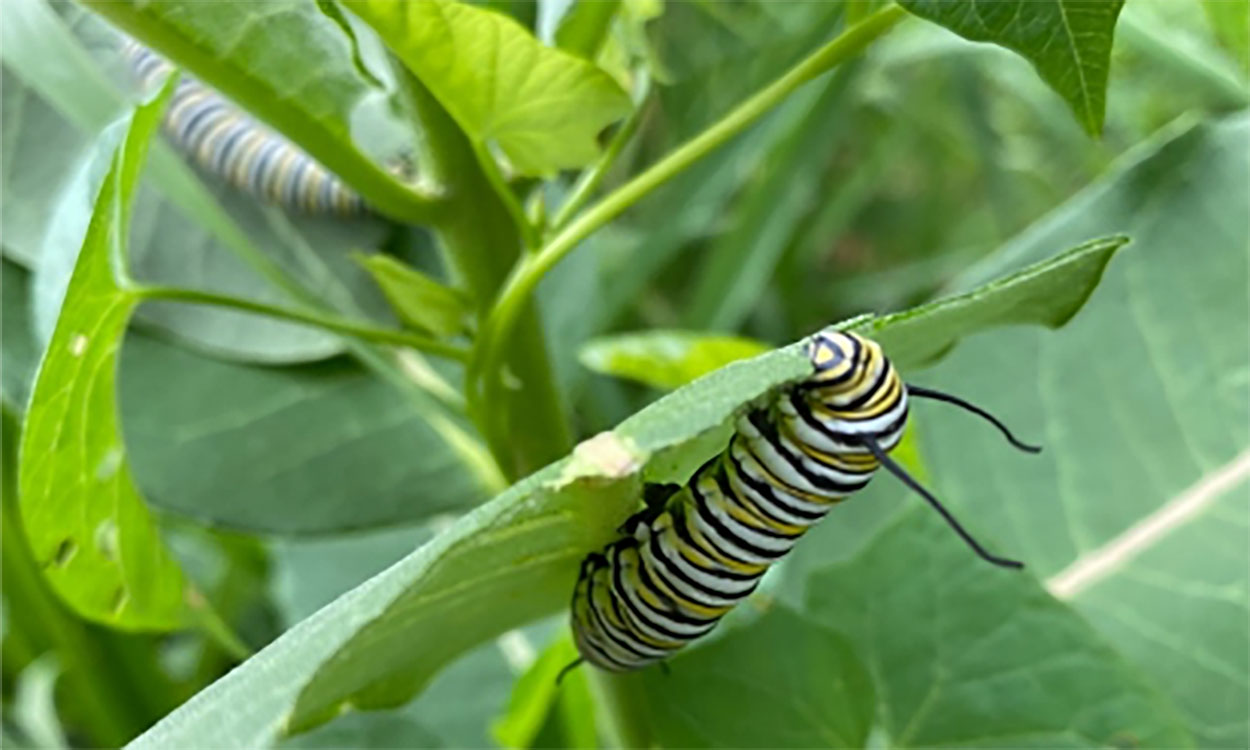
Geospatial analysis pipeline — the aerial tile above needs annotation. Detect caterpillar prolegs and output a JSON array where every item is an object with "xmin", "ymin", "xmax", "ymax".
[{"xmin": 566, "ymin": 329, "xmax": 1039, "ymax": 676}]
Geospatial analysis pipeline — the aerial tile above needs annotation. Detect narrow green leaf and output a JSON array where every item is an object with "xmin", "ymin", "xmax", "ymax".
[
  {"xmin": 638, "ymin": 608, "xmax": 875, "ymax": 748},
  {"xmin": 351, "ymin": 0, "xmax": 632, "ymax": 176},
  {"xmin": 579, "ymin": 330, "xmax": 770, "ymax": 390},
  {"xmin": 806, "ymin": 508, "xmax": 1191, "ymax": 747},
  {"xmin": 353, "ymin": 253, "xmax": 473, "ymax": 338},
  {"xmin": 124, "ymin": 230, "xmax": 1118, "ymax": 746},
  {"xmin": 898, "ymin": 0, "xmax": 1125, "ymax": 135},
  {"xmin": 17, "ymin": 85, "xmax": 186, "ymax": 630},
  {"xmin": 555, "ymin": 0, "xmax": 620, "ymax": 59},
  {"xmin": 82, "ymin": 0, "xmax": 436, "ymax": 223},
  {"xmin": 491, "ymin": 636, "xmax": 592, "ymax": 749}
]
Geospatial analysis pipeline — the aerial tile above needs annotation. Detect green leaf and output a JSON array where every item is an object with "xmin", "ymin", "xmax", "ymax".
[
  {"xmin": 0, "ymin": 67, "xmax": 93, "ymax": 268},
  {"xmin": 898, "ymin": 0, "xmax": 1125, "ymax": 135},
  {"xmin": 491, "ymin": 636, "xmax": 593, "ymax": 749},
  {"xmin": 579, "ymin": 330, "xmax": 770, "ymax": 390},
  {"xmin": 124, "ymin": 230, "xmax": 1117, "ymax": 746},
  {"xmin": 17, "ymin": 84, "xmax": 186, "ymax": 630},
  {"xmin": 82, "ymin": 0, "xmax": 436, "ymax": 223},
  {"xmin": 637, "ymin": 607, "xmax": 875, "ymax": 748},
  {"xmin": 351, "ymin": 0, "xmax": 632, "ymax": 176},
  {"xmin": 806, "ymin": 508, "xmax": 1191, "ymax": 747},
  {"xmin": 1201, "ymin": 0, "xmax": 1250, "ymax": 72},
  {"xmin": 861, "ymin": 235, "xmax": 1126, "ymax": 370},
  {"xmin": 353, "ymin": 253, "xmax": 473, "ymax": 338},
  {"xmin": 918, "ymin": 115, "xmax": 1249, "ymax": 748},
  {"xmin": 120, "ymin": 334, "xmax": 493, "ymax": 534}
]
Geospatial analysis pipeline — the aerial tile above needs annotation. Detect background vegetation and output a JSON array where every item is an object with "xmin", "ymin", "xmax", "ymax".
[{"xmin": 2, "ymin": 0, "xmax": 1247, "ymax": 747}]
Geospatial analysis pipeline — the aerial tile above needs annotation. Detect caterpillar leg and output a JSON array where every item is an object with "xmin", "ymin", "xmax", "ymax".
[{"xmin": 859, "ymin": 436, "xmax": 1024, "ymax": 570}]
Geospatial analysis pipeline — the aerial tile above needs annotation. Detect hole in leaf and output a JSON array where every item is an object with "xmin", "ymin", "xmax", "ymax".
[
  {"xmin": 110, "ymin": 587, "xmax": 128, "ymax": 615},
  {"xmin": 94, "ymin": 519, "xmax": 119, "ymax": 561},
  {"xmin": 50, "ymin": 539, "xmax": 77, "ymax": 568}
]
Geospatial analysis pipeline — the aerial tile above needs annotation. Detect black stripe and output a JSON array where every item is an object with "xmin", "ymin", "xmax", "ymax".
[
  {"xmin": 667, "ymin": 506, "xmax": 760, "ymax": 582},
  {"xmin": 789, "ymin": 388, "xmax": 909, "ymax": 447},
  {"xmin": 748, "ymin": 410, "xmax": 867, "ymax": 495},
  {"xmin": 837, "ymin": 353, "xmax": 891, "ymax": 411},
  {"xmin": 690, "ymin": 471, "xmax": 787, "ymax": 561},
  {"xmin": 711, "ymin": 465, "xmax": 796, "ymax": 540},
  {"xmin": 797, "ymin": 335, "xmax": 862, "ymax": 391},
  {"xmin": 612, "ymin": 543, "xmax": 715, "ymax": 632},
  {"xmin": 647, "ymin": 531, "xmax": 753, "ymax": 603},
  {"xmin": 727, "ymin": 445, "xmax": 826, "ymax": 522},
  {"xmin": 585, "ymin": 557, "xmax": 658, "ymax": 661}
]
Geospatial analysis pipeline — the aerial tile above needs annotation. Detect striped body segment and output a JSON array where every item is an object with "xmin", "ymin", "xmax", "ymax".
[
  {"xmin": 571, "ymin": 330, "xmax": 909, "ymax": 671},
  {"xmin": 122, "ymin": 41, "xmax": 365, "ymax": 215}
]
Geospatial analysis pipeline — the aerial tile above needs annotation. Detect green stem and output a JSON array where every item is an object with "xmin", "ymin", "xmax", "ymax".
[
  {"xmin": 470, "ymin": 5, "xmax": 907, "ymax": 409},
  {"xmin": 133, "ymin": 284, "xmax": 471, "ymax": 362},
  {"xmin": 185, "ymin": 586, "xmax": 253, "ymax": 662},
  {"xmin": 471, "ymin": 138, "xmax": 540, "ymax": 250},
  {"xmin": 549, "ymin": 74, "xmax": 651, "ymax": 233}
]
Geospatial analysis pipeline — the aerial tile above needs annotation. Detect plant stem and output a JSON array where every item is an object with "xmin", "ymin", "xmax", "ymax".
[
  {"xmin": 470, "ymin": 5, "xmax": 908, "ymax": 408},
  {"xmin": 471, "ymin": 139, "xmax": 540, "ymax": 250},
  {"xmin": 549, "ymin": 74, "xmax": 651, "ymax": 233},
  {"xmin": 133, "ymin": 284, "xmax": 471, "ymax": 362}
]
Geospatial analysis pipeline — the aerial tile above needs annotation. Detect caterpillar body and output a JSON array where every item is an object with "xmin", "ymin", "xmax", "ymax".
[
  {"xmin": 122, "ymin": 41, "xmax": 366, "ymax": 216},
  {"xmin": 567, "ymin": 329, "xmax": 1039, "ymax": 675}
]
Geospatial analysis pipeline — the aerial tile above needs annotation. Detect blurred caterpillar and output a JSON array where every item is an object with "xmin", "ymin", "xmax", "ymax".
[
  {"xmin": 565, "ymin": 329, "xmax": 1040, "ymax": 676},
  {"xmin": 122, "ymin": 40, "xmax": 366, "ymax": 215}
]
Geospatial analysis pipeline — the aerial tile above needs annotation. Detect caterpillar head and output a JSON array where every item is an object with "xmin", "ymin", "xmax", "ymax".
[{"xmin": 804, "ymin": 330, "xmax": 888, "ymax": 397}]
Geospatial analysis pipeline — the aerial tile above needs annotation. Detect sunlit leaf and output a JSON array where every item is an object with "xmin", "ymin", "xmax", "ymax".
[
  {"xmin": 17, "ymin": 84, "xmax": 186, "ymax": 630},
  {"xmin": 350, "ymin": 0, "xmax": 632, "ymax": 176},
  {"xmin": 579, "ymin": 330, "xmax": 769, "ymax": 390},
  {"xmin": 353, "ymin": 253, "xmax": 473, "ymax": 338}
]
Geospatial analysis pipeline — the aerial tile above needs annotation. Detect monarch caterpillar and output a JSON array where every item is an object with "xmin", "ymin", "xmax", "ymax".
[
  {"xmin": 565, "ymin": 329, "xmax": 1039, "ymax": 676},
  {"xmin": 122, "ymin": 40, "xmax": 366, "ymax": 215}
]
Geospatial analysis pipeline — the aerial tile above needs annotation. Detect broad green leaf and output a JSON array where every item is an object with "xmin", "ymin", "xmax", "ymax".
[
  {"xmin": 1061, "ymin": 478, "xmax": 1247, "ymax": 748},
  {"xmin": 579, "ymin": 330, "xmax": 769, "ymax": 390},
  {"xmin": 806, "ymin": 508, "xmax": 1191, "ymax": 747},
  {"xmin": 637, "ymin": 607, "xmax": 875, "ymax": 748},
  {"xmin": 17, "ymin": 85, "xmax": 186, "ymax": 630},
  {"xmin": 119, "ymin": 334, "xmax": 492, "ymax": 534},
  {"xmin": 350, "ymin": 0, "xmax": 632, "ymax": 176},
  {"xmin": 898, "ymin": 0, "xmax": 1125, "ymax": 135},
  {"xmin": 491, "ymin": 635, "xmax": 595, "ymax": 750},
  {"xmin": 0, "ymin": 68, "xmax": 93, "ymax": 268},
  {"xmin": 353, "ymin": 253, "xmax": 473, "ymax": 338},
  {"xmin": 923, "ymin": 115, "xmax": 1249, "ymax": 748},
  {"xmin": 82, "ymin": 0, "xmax": 435, "ymax": 223},
  {"xmin": 125, "ymin": 234, "xmax": 1117, "ymax": 747}
]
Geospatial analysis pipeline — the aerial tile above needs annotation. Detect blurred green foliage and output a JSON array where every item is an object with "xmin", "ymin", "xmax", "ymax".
[{"xmin": 1, "ymin": 0, "xmax": 1246, "ymax": 748}]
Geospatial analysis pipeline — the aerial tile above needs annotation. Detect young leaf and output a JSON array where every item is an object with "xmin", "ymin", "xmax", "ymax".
[
  {"xmin": 352, "ymin": 253, "xmax": 473, "ymax": 337},
  {"xmin": 898, "ymin": 0, "xmax": 1125, "ymax": 135},
  {"xmin": 805, "ymin": 508, "xmax": 1191, "ymax": 747},
  {"xmin": 579, "ymin": 330, "xmax": 770, "ymax": 390},
  {"xmin": 125, "ymin": 233, "xmax": 1118, "ymax": 747},
  {"xmin": 82, "ymin": 0, "xmax": 435, "ymax": 223},
  {"xmin": 17, "ymin": 85, "xmax": 187, "ymax": 630},
  {"xmin": 350, "ymin": 0, "xmax": 632, "ymax": 176}
]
